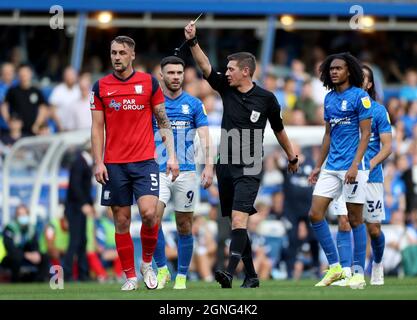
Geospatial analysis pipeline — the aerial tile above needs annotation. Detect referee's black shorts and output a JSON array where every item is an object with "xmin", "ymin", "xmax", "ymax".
[{"xmin": 215, "ymin": 163, "xmax": 262, "ymax": 217}]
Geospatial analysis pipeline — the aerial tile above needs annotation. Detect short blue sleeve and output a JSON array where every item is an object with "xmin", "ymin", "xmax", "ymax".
[
  {"xmin": 356, "ymin": 90, "xmax": 373, "ymax": 121},
  {"xmin": 193, "ymin": 98, "xmax": 209, "ymax": 128},
  {"xmin": 323, "ymin": 93, "xmax": 330, "ymax": 122},
  {"xmin": 376, "ymin": 106, "xmax": 392, "ymax": 135}
]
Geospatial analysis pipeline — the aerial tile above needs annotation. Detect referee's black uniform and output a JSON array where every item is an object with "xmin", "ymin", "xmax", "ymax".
[{"xmin": 205, "ymin": 69, "xmax": 284, "ymax": 218}]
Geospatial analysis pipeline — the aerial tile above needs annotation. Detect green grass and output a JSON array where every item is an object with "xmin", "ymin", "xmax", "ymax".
[{"xmin": 0, "ymin": 277, "xmax": 417, "ymax": 300}]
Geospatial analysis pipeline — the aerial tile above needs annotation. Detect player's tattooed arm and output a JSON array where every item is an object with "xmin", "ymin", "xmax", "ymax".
[
  {"xmin": 154, "ymin": 102, "xmax": 172, "ymax": 130},
  {"xmin": 153, "ymin": 102, "xmax": 179, "ymax": 181}
]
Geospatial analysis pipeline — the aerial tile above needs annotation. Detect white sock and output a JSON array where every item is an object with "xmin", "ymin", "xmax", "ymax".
[{"xmin": 330, "ymin": 263, "xmax": 340, "ymax": 268}]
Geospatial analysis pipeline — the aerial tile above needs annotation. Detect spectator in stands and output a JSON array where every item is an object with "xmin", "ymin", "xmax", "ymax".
[
  {"xmin": 247, "ymin": 214, "xmax": 273, "ymax": 280},
  {"xmin": 273, "ymin": 48, "xmax": 291, "ymax": 78},
  {"xmin": 49, "ymin": 66, "xmax": 81, "ymax": 131},
  {"xmin": 277, "ymin": 77, "xmax": 297, "ymax": 124},
  {"xmin": 359, "ymin": 50, "xmax": 385, "ymax": 102},
  {"xmin": 402, "ymin": 153, "xmax": 417, "ymax": 215},
  {"xmin": 292, "ymin": 221, "xmax": 317, "ymax": 280},
  {"xmin": 0, "ymin": 114, "xmax": 26, "ymax": 148},
  {"xmin": 311, "ymin": 61, "xmax": 329, "ymax": 107},
  {"xmin": 70, "ymin": 73, "xmax": 92, "ymax": 130},
  {"xmin": 280, "ymin": 144, "xmax": 319, "ymax": 279},
  {"xmin": 87, "ymin": 56, "xmax": 106, "ymax": 84},
  {"xmin": 386, "ymin": 97, "xmax": 403, "ymax": 125},
  {"xmin": 95, "ymin": 208, "xmax": 123, "ymax": 281},
  {"xmin": 398, "ymin": 101, "xmax": 417, "ymax": 139},
  {"xmin": 399, "ymin": 69, "xmax": 417, "ymax": 106},
  {"xmin": 85, "ymin": 212, "xmax": 108, "ymax": 282},
  {"xmin": 402, "ymin": 208, "xmax": 417, "ymax": 276},
  {"xmin": 63, "ymin": 143, "xmax": 94, "ymax": 281},
  {"xmin": 1, "ymin": 64, "xmax": 49, "ymax": 136},
  {"xmin": 289, "ymin": 109, "xmax": 307, "ymax": 126},
  {"xmin": 39, "ymin": 215, "xmax": 69, "ymax": 266},
  {"xmin": 383, "ymin": 160, "xmax": 406, "ymax": 224},
  {"xmin": 42, "ymin": 54, "xmax": 62, "ymax": 84},
  {"xmin": 183, "ymin": 66, "xmax": 200, "ymax": 97},
  {"xmin": 37, "ymin": 122, "xmax": 51, "ymax": 136},
  {"xmin": 290, "ymin": 59, "xmax": 308, "ymax": 96},
  {"xmin": 0, "ymin": 62, "xmax": 17, "ymax": 133},
  {"xmin": 9, "ymin": 47, "xmax": 26, "ymax": 70},
  {"xmin": 191, "ymin": 214, "xmax": 216, "ymax": 282},
  {"xmin": 294, "ymin": 81, "xmax": 318, "ymax": 124},
  {"xmin": 406, "ymin": 209, "xmax": 417, "ymax": 244},
  {"xmin": 382, "ymin": 210, "xmax": 407, "ymax": 276},
  {"xmin": 269, "ymin": 191, "xmax": 285, "ymax": 221},
  {"xmin": 259, "ymin": 151, "xmax": 283, "ymax": 197},
  {"xmin": 262, "ymin": 69, "xmax": 280, "ymax": 98},
  {"xmin": 0, "ymin": 204, "xmax": 49, "ymax": 282},
  {"xmin": 202, "ymin": 94, "xmax": 222, "ymax": 127}
]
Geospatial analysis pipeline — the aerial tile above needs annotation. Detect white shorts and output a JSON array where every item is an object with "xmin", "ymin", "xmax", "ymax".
[
  {"xmin": 328, "ymin": 182, "xmax": 385, "ymax": 223},
  {"xmin": 328, "ymin": 194, "xmax": 348, "ymax": 216},
  {"xmin": 362, "ymin": 183, "xmax": 385, "ymax": 223},
  {"xmin": 159, "ymin": 171, "xmax": 197, "ymax": 212},
  {"xmin": 313, "ymin": 169, "xmax": 369, "ymax": 204}
]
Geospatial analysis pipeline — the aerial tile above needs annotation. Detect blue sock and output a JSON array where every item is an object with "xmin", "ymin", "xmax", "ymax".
[
  {"xmin": 352, "ymin": 224, "xmax": 367, "ymax": 272},
  {"xmin": 311, "ymin": 220, "xmax": 339, "ymax": 265},
  {"xmin": 371, "ymin": 232, "xmax": 385, "ymax": 264},
  {"xmin": 336, "ymin": 230, "xmax": 352, "ymax": 268},
  {"xmin": 177, "ymin": 233, "xmax": 194, "ymax": 276},
  {"xmin": 153, "ymin": 226, "xmax": 167, "ymax": 268}
]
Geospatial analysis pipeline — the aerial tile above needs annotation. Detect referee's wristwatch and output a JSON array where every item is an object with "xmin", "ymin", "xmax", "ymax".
[
  {"xmin": 289, "ymin": 155, "xmax": 298, "ymax": 165},
  {"xmin": 187, "ymin": 36, "xmax": 198, "ymax": 47}
]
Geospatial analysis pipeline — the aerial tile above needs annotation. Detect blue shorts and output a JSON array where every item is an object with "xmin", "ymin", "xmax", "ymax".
[{"xmin": 101, "ymin": 159, "xmax": 159, "ymax": 206}]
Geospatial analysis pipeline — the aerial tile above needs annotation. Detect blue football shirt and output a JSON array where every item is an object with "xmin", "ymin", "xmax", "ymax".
[
  {"xmin": 365, "ymin": 100, "xmax": 392, "ymax": 183},
  {"xmin": 324, "ymin": 86, "xmax": 373, "ymax": 171},
  {"xmin": 153, "ymin": 91, "xmax": 208, "ymax": 172}
]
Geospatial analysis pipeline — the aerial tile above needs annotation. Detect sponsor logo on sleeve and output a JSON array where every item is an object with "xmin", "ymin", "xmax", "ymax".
[
  {"xmin": 361, "ymin": 96, "xmax": 371, "ymax": 109},
  {"xmin": 90, "ymin": 91, "xmax": 96, "ymax": 109}
]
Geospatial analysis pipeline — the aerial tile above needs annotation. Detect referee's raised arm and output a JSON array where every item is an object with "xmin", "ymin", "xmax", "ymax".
[{"xmin": 184, "ymin": 20, "xmax": 212, "ymax": 78}]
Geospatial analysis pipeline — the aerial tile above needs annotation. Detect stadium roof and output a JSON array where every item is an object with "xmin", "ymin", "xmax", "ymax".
[{"xmin": 1, "ymin": 0, "xmax": 417, "ymax": 17}]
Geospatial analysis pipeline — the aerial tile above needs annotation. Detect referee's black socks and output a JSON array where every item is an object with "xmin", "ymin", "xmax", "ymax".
[
  {"xmin": 242, "ymin": 233, "xmax": 257, "ymax": 278},
  {"xmin": 226, "ymin": 228, "xmax": 248, "ymax": 275}
]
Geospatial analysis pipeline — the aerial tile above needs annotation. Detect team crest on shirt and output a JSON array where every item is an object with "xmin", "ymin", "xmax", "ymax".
[
  {"xmin": 182, "ymin": 104, "xmax": 190, "ymax": 115},
  {"xmin": 341, "ymin": 100, "xmax": 347, "ymax": 111},
  {"xmin": 29, "ymin": 93, "xmax": 38, "ymax": 104},
  {"xmin": 361, "ymin": 96, "xmax": 371, "ymax": 109},
  {"xmin": 250, "ymin": 110, "xmax": 261, "ymax": 123},
  {"xmin": 135, "ymin": 85, "xmax": 143, "ymax": 94}
]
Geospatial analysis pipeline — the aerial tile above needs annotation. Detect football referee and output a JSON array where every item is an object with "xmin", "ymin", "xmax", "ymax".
[{"xmin": 185, "ymin": 20, "xmax": 299, "ymax": 288}]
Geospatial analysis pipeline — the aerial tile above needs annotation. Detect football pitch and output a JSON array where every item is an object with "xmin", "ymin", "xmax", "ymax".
[{"xmin": 0, "ymin": 277, "xmax": 416, "ymax": 300}]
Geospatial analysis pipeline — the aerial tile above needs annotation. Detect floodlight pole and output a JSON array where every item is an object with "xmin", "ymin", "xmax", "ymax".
[
  {"xmin": 71, "ymin": 12, "xmax": 87, "ymax": 72},
  {"xmin": 260, "ymin": 15, "xmax": 277, "ymax": 83}
]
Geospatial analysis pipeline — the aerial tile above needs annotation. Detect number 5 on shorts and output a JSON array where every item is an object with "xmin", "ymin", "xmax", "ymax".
[{"xmin": 150, "ymin": 173, "xmax": 158, "ymax": 190}]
